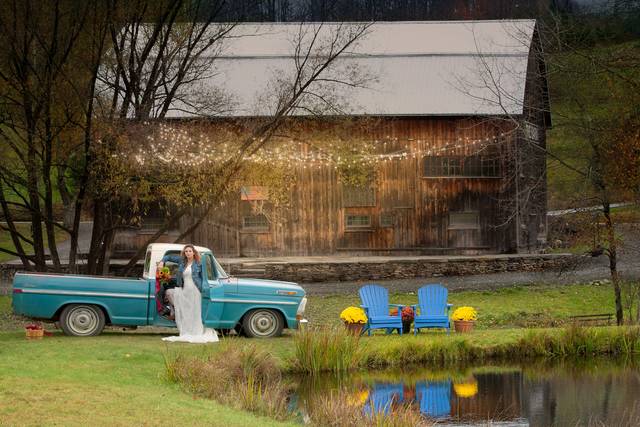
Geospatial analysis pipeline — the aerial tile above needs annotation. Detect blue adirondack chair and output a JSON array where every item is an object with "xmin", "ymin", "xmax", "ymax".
[
  {"xmin": 412, "ymin": 284, "xmax": 452, "ymax": 334},
  {"xmin": 416, "ymin": 380, "xmax": 451, "ymax": 419},
  {"xmin": 359, "ymin": 284, "xmax": 404, "ymax": 335}
]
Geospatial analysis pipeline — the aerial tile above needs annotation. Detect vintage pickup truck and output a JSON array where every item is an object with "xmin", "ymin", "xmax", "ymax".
[{"xmin": 12, "ymin": 243, "xmax": 307, "ymax": 338}]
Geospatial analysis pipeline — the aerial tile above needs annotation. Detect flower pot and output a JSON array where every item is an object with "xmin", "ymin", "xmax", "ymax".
[
  {"xmin": 25, "ymin": 328, "xmax": 44, "ymax": 340},
  {"xmin": 402, "ymin": 321, "xmax": 412, "ymax": 334},
  {"xmin": 344, "ymin": 322, "xmax": 364, "ymax": 335},
  {"xmin": 454, "ymin": 320, "xmax": 474, "ymax": 333}
]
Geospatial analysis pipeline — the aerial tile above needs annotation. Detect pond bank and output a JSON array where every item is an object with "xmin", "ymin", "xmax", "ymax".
[
  {"xmin": 167, "ymin": 327, "xmax": 640, "ymax": 426},
  {"xmin": 282, "ymin": 326, "xmax": 640, "ymax": 377},
  {"xmin": 288, "ymin": 360, "xmax": 640, "ymax": 426}
]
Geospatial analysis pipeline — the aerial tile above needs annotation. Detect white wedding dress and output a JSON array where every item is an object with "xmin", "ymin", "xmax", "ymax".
[{"xmin": 162, "ymin": 264, "xmax": 219, "ymax": 343}]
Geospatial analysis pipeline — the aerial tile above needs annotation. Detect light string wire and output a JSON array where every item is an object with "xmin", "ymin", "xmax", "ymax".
[{"xmin": 126, "ymin": 123, "xmax": 518, "ymax": 170}]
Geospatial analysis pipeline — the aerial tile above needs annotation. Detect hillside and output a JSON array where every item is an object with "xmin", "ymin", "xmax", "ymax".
[{"xmin": 546, "ymin": 39, "xmax": 640, "ymax": 209}]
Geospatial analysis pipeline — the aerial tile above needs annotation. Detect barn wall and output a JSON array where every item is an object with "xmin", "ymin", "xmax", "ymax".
[{"xmin": 184, "ymin": 117, "xmax": 526, "ymax": 256}]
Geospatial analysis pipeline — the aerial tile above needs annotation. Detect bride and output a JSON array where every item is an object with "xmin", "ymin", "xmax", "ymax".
[{"xmin": 157, "ymin": 245, "xmax": 218, "ymax": 343}]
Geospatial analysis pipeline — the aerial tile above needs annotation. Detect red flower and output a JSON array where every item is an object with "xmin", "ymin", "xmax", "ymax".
[
  {"xmin": 389, "ymin": 307, "xmax": 414, "ymax": 322},
  {"xmin": 25, "ymin": 323, "xmax": 43, "ymax": 330}
]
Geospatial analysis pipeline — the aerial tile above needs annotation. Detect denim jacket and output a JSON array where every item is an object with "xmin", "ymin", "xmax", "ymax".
[{"xmin": 161, "ymin": 255, "xmax": 203, "ymax": 292}]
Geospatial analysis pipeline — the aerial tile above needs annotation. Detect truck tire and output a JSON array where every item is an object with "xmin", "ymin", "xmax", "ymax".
[
  {"xmin": 60, "ymin": 304, "xmax": 106, "ymax": 337},
  {"xmin": 242, "ymin": 309, "xmax": 283, "ymax": 338}
]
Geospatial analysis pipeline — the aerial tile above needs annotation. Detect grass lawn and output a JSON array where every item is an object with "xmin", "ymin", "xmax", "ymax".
[
  {"xmin": 304, "ymin": 283, "xmax": 623, "ymax": 329},
  {"xmin": 0, "ymin": 223, "xmax": 69, "ymax": 263},
  {"xmin": 0, "ymin": 327, "xmax": 546, "ymax": 426},
  {"xmin": 0, "ymin": 282, "xmax": 633, "ymax": 425},
  {"xmin": 0, "ymin": 331, "xmax": 297, "ymax": 426}
]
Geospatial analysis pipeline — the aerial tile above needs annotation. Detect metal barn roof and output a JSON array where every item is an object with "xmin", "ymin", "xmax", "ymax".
[{"xmin": 164, "ymin": 20, "xmax": 537, "ymax": 118}]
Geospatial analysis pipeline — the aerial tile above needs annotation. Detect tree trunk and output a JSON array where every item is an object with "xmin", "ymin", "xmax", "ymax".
[
  {"xmin": 27, "ymin": 145, "xmax": 46, "ymax": 270},
  {"xmin": 0, "ymin": 182, "xmax": 33, "ymax": 269},
  {"xmin": 87, "ymin": 201, "xmax": 106, "ymax": 275},
  {"xmin": 603, "ymin": 202, "xmax": 623, "ymax": 325}
]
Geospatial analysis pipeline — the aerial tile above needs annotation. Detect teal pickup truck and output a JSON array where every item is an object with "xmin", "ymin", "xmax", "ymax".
[{"xmin": 12, "ymin": 243, "xmax": 307, "ymax": 338}]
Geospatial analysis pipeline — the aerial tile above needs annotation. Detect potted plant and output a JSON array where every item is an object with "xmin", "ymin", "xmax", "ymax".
[
  {"xmin": 340, "ymin": 306, "xmax": 368, "ymax": 335},
  {"xmin": 451, "ymin": 306, "xmax": 477, "ymax": 333},
  {"xmin": 390, "ymin": 306, "xmax": 414, "ymax": 333},
  {"xmin": 25, "ymin": 323, "xmax": 44, "ymax": 340}
]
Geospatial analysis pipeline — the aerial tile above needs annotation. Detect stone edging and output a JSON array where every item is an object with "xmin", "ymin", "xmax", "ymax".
[{"xmin": 263, "ymin": 254, "xmax": 579, "ymax": 283}]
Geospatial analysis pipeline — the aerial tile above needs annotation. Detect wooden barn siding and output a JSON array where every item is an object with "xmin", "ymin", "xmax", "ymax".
[
  {"xmin": 185, "ymin": 117, "xmax": 518, "ymax": 256},
  {"xmin": 508, "ymin": 27, "xmax": 549, "ymax": 252}
]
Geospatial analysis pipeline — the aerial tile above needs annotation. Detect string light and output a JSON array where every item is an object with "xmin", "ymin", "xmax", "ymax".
[{"xmin": 123, "ymin": 123, "xmax": 517, "ymax": 170}]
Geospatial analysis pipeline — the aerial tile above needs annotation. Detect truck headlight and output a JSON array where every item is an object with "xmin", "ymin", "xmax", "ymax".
[{"xmin": 296, "ymin": 297, "xmax": 307, "ymax": 320}]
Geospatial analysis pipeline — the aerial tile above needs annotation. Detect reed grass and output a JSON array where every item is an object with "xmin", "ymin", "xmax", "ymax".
[
  {"xmin": 361, "ymin": 326, "xmax": 640, "ymax": 368},
  {"xmin": 305, "ymin": 388, "xmax": 430, "ymax": 427},
  {"xmin": 290, "ymin": 326, "xmax": 364, "ymax": 375},
  {"xmin": 504, "ymin": 325, "xmax": 640, "ymax": 359},
  {"xmin": 165, "ymin": 341, "xmax": 292, "ymax": 421}
]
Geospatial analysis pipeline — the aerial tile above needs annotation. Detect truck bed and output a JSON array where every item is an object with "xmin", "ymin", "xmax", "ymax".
[{"xmin": 12, "ymin": 272, "xmax": 151, "ymax": 326}]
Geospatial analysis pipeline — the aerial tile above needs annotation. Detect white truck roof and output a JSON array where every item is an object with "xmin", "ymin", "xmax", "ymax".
[
  {"xmin": 147, "ymin": 243, "xmax": 210, "ymax": 254},
  {"xmin": 144, "ymin": 243, "xmax": 215, "ymax": 279}
]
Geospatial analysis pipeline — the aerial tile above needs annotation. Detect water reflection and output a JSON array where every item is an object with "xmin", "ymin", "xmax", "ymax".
[
  {"xmin": 291, "ymin": 360, "xmax": 640, "ymax": 426},
  {"xmin": 417, "ymin": 380, "xmax": 451, "ymax": 418}
]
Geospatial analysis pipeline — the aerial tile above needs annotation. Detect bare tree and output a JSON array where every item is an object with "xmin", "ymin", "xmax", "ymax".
[
  {"xmin": 456, "ymin": 17, "xmax": 640, "ymax": 325},
  {"xmin": 0, "ymin": 0, "xmax": 110, "ymax": 272},
  {"xmin": 111, "ymin": 21, "xmax": 373, "ymax": 274}
]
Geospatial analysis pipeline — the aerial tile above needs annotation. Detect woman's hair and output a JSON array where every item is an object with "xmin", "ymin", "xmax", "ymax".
[{"xmin": 181, "ymin": 244, "xmax": 201, "ymax": 263}]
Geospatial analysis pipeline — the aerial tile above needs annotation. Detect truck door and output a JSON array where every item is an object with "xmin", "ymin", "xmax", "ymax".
[{"xmin": 202, "ymin": 253, "xmax": 223, "ymax": 327}]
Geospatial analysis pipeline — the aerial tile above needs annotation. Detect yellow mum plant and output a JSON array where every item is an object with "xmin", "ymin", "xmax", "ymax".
[
  {"xmin": 340, "ymin": 306, "xmax": 368, "ymax": 324},
  {"xmin": 451, "ymin": 306, "xmax": 478, "ymax": 322}
]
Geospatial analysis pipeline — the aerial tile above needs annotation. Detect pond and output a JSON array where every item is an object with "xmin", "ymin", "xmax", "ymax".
[{"xmin": 289, "ymin": 360, "xmax": 640, "ymax": 426}]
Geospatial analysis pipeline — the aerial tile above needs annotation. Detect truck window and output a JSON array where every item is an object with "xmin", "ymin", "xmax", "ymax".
[
  {"xmin": 163, "ymin": 251, "xmax": 181, "ymax": 278},
  {"xmin": 143, "ymin": 249, "xmax": 152, "ymax": 278},
  {"xmin": 204, "ymin": 254, "xmax": 216, "ymax": 281}
]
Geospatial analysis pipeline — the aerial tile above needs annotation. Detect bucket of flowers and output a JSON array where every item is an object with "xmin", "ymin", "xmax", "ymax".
[
  {"xmin": 155, "ymin": 266, "xmax": 176, "ymax": 317},
  {"xmin": 25, "ymin": 323, "xmax": 44, "ymax": 340},
  {"xmin": 452, "ymin": 306, "xmax": 478, "ymax": 333},
  {"xmin": 339, "ymin": 306, "xmax": 368, "ymax": 335},
  {"xmin": 390, "ymin": 306, "xmax": 414, "ymax": 333}
]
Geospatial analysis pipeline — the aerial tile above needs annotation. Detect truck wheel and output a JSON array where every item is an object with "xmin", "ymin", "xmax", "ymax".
[
  {"xmin": 60, "ymin": 304, "xmax": 106, "ymax": 337},
  {"xmin": 242, "ymin": 309, "xmax": 283, "ymax": 338}
]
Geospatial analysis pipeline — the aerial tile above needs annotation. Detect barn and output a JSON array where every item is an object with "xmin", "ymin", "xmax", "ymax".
[{"xmin": 114, "ymin": 20, "xmax": 550, "ymax": 258}]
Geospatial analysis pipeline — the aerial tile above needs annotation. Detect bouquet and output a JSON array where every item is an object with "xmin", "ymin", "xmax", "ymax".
[
  {"xmin": 155, "ymin": 266, "xmax": 176, "ymax": 317},
  {"xmin": 156, "ymin": 266, "xmax": 172, "ymax": 285}
]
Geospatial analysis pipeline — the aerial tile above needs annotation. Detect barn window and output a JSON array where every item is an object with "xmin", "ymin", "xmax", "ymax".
[
  {"xmin": 481, "ymin": 157, "xmax": 499, "ymax": 177},
  {"xmin": 523, "ymin": 121, "xmax": 540, "ymax": 142},
  {"xmin": 448, "ymin": 212, "xmax": 480, "ymax": 230},
  {"xmin": 242, "ymin": 214, "xmax": 269, "ymax": 231},
  {"xmin": 423, "ymin": 156, "xmax": 500, "ymax": 178},
  {"xmin": 342, "ymin": 185, "xmax": 376, "ymax": 207},
  {"xmin": 380, "ymin": 212, "xmax": 394, "ymax": 228},
  {"xmin": 345, "ymin": 214, "xmax": 371, "ymax": 229}
]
